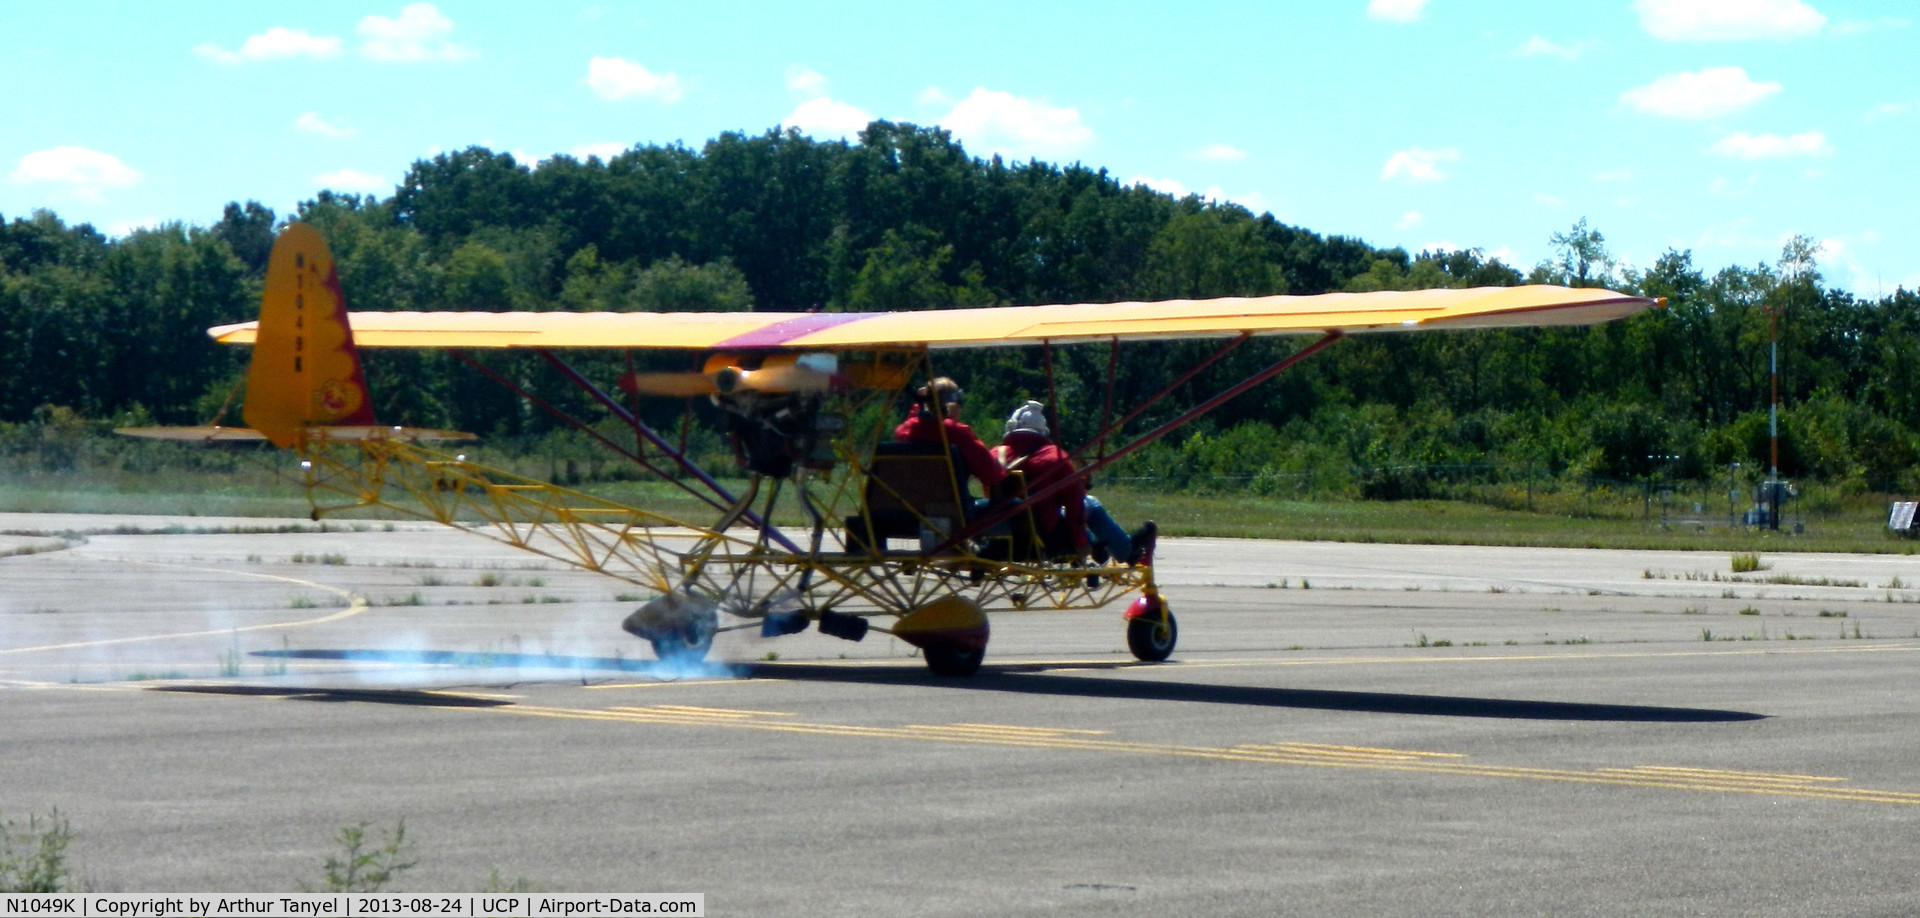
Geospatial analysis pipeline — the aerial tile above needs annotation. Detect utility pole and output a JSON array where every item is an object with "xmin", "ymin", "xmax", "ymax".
[{"xmin": 1769, "ymin": 305, "xmax": 1780, "ymax": 530}]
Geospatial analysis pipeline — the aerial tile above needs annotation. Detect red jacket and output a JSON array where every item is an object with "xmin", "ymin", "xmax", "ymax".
[
  {"xmin": 1000, "ymin": 429, "xmax": 1088, "ymax": 555},
  {"xmin": 893, "ymin": 406, "xmax": 1008, "ymax": 493}
]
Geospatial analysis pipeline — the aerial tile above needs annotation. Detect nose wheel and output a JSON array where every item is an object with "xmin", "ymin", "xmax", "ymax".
[{"xmin": 1124, "ymin": 594, "xmax": 1176, "ymax": 662}]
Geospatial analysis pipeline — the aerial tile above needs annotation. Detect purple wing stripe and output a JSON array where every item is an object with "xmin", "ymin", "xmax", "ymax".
[{"xmin": 714, "ymin": 313, "xmax": 876, "ymax": 349}]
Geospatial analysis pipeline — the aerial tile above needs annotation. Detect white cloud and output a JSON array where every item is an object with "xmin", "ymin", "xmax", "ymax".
[
  {"xmin": 1709, "ymin": 130, "xmax": 1832, "ymax": 159},
  {"xmin": 782, "ymin": 97, "xmax": 874, "ymax": 140},
  {"xmin": 1633, "ymin": 0, "xmax": 1826, "ymax": 40},
  {"xmin": 11, "ymin": 146, "xmax": 140, "ymax": 201},
  {"xmin": 1193, "ymin": 143, "xmax": 1248, "ymax": 162},
  {"xmin": 936, "ymin": 88, "xmax": 1092, "ymax": 159},
  {"xmin": 358, "ymin": 4, "xmax": 474, "ymax": 62},
  {"xmin": 1516, "ymin": 36, "xmax": 1591, "ymax": 59},
  {"xmin": 315, "ymin": 168, "xmax": 389, "ymax": 192},
  {"xmin": 587, "ymin": 56, "xmax": 683, "ymax": 102},
  {"xmin": 1619, "ymin": 67, "xmax": 1780, "ymax": 118},
  {"xmin": 1380, "ymin": 146, "xmax": 1458, "ymax": 183},
  {"xmin": 1532, "ymin": 193, "xmax": 1562, "ymax": 206},
  {"xmin": 786, "ymin": 65, "xmax": 828, "ymax": 96},
  {"xmin": 1396, "ymin": 211, "xmax": 1423, "ymax": 229},
  {"xmin": 571, "ymin": 142, "xmax": 629, "ymax": 162},
  {"xmin": 294, "ymin": 112, "xmax": 356, "ymax": 139},
  {"xmin": 194, "ymin": 26, "xmax": 342, "ymax": 64},
  {"xmin": 1367, "ymin": 0, "xmax": 1428, "ymax": 23}
]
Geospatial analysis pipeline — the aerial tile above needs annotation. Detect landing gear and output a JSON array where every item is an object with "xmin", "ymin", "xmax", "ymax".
[
  {"xmin": 624, "ymin": 591, "xmax": 720, "ymax": 663},
  {"xmin": 893, "ymin": 595, "xmax": 991, "ymax": 677},
  {"xmin": 1124, "ymin": 594, "xmax": 1176, "ymax": 662}
]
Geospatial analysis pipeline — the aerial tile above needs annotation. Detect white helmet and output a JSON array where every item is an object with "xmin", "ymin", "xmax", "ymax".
[{"xmin": 1004, "ymin": 400, "xmax": 1049, "ymax": 438}]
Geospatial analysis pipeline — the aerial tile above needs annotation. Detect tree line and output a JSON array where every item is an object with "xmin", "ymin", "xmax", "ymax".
[{"xmin": 1, "ymin": 122, "xmax": 1914, "ymax": 495}]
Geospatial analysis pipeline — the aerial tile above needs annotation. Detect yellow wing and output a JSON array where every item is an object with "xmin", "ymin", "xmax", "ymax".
[{"xmin": 208, "ymin": 286, "xmax": 1659, "ymax": 351}]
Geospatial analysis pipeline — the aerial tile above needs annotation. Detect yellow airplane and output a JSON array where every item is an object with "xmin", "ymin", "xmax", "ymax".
[{"xmin": 123, "ymin": 223, "xmax": 1660, "ymax": 675}]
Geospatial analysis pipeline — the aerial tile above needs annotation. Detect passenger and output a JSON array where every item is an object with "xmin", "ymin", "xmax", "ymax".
[
  {"xmin": 995, "ymin": 400, "xmax": 1157, "ymax": 565},
  {"xmin": 893, "ymin": 376, "xmax": 1008, "ymax": 498}
]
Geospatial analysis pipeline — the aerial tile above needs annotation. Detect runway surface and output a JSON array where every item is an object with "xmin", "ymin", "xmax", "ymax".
[{"xmin": 5, "ymin": 511, "xmax": 1920, "ymax": 915}]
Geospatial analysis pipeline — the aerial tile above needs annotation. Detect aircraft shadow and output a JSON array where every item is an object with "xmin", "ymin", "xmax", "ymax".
[
  {"xmin": 751, "ymin": 662, "xmax": 1765, "ymax": 722},
  {"xmin": 151, "ymin": 684, "xmax": 510, "ymax": 708},
  {"xmin": 253, "ymin": 649, "xmax": 1763, "ymax": 723}
]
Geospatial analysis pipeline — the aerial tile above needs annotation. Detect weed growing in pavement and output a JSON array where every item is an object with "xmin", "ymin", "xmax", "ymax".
[
  {"xmin": 1, "ymin": 810, "xmax": 75, "ymax": 892},
  {"xmin": 1731, "ymin": 553, "xmax": 1766, "ymax": 573},
  {"xmin": 306, "ymin": 821, "xmax": 416, "ymax": 893},
  {"xmin": 1738, "ymin": 607, "xmax": 1761, "ymax": 616}
]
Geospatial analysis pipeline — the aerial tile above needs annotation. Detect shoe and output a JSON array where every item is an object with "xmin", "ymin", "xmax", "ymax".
[{"xmin": 1125, "ymin": 520, "xmax": 1157, "ymax": 566}]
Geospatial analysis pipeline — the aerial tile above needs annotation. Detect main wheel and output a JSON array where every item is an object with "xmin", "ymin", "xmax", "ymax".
[
  {"xmin": 923, "ymin": 643, "xmax": 986, "ymax": 677},
  {"xmin": 1126, "ymin": 608, "xmax": 1177, "ymax": 662}
]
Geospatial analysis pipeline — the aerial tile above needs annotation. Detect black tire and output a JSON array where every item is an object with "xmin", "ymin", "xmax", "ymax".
[
  {"xmin": 1126, "ymin": 609, "xmax": 1177, "ymax": 662},
  {"xmin": 923, "ymin": 644, "xmax": 985, "ymax": 677}
]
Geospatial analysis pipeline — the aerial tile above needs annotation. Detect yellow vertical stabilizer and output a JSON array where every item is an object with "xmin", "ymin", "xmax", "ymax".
[{"xmin": 242, "ymin": 223, "xmax": 376, "ymax": 447}]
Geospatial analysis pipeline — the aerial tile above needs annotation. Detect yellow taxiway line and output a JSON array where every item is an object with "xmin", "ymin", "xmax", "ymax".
[{"xmin": 478, "ymin": 701, "xmax": 1920, "ymax": 808}]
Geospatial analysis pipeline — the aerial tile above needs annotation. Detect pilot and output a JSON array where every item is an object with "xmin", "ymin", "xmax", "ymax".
[
  {"xmin": 893, "ymin": 376, "xmax": 1008, "ymax": 497},
  {"xmin": 995, "ymin": 400, "xmax": 1156, "ymax": 565}
]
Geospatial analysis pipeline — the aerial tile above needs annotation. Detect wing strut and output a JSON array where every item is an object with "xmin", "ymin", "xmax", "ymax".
[
  {"xmin": 534, "ymin": 348, "xmax": 808, "ymax": 557},
  {"xmin": 936, "ymin": 330, "xmax": 1345, "ymax": 553},
  {"xmin": 1067, "ymin": 331, "xmax": 1255, "ymax": 467}
]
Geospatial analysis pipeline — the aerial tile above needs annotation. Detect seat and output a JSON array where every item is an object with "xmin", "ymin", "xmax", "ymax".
[{"xmin": 846, "ymin": 441, "xmax": 973, "ymax": 554}]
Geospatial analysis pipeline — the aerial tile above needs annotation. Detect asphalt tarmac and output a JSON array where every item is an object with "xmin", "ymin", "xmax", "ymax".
[{"xmin": 5, "ymin": 511, "xmax": 1920, "ymax": 916}]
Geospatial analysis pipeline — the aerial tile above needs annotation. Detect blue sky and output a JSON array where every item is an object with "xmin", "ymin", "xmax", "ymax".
[{"xmin": 4, "ymin": 0, "xmax": 1914, "ymax": 297}]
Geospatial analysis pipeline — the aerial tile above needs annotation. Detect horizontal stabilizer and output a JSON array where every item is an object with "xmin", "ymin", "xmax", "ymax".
[
  {"xmin": 116, "ymin": 426, "xmax": 268, "ymax": 442},
  {"xmin": 118, "ymin": 425, "xmax": 474, "ymax": 443}
]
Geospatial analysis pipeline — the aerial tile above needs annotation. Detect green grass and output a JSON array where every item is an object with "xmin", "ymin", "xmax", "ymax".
[
  {"xmin": 1117, "ymin": 488, "xmax": 1918, "ymax": 554},
  {"xmin": 5, "ymin": 464, "xmax": 1916, "ymax": 555}
]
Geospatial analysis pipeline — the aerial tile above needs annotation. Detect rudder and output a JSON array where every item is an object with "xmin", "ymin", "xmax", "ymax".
[{"xmin": 242, "ymin": 223, "xmax": 376, "ymax": 448}]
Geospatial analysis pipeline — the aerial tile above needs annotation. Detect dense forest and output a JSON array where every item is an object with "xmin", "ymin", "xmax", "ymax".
[{"xmin": 2, "ymin": 122, "xmax": 1915, "ymax": 498}]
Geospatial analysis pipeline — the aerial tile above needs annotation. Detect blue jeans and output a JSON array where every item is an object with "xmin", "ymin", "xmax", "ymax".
[{"xmin": 1084, "ymin": 494, "xmax": 1130, "ymax": 563}]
